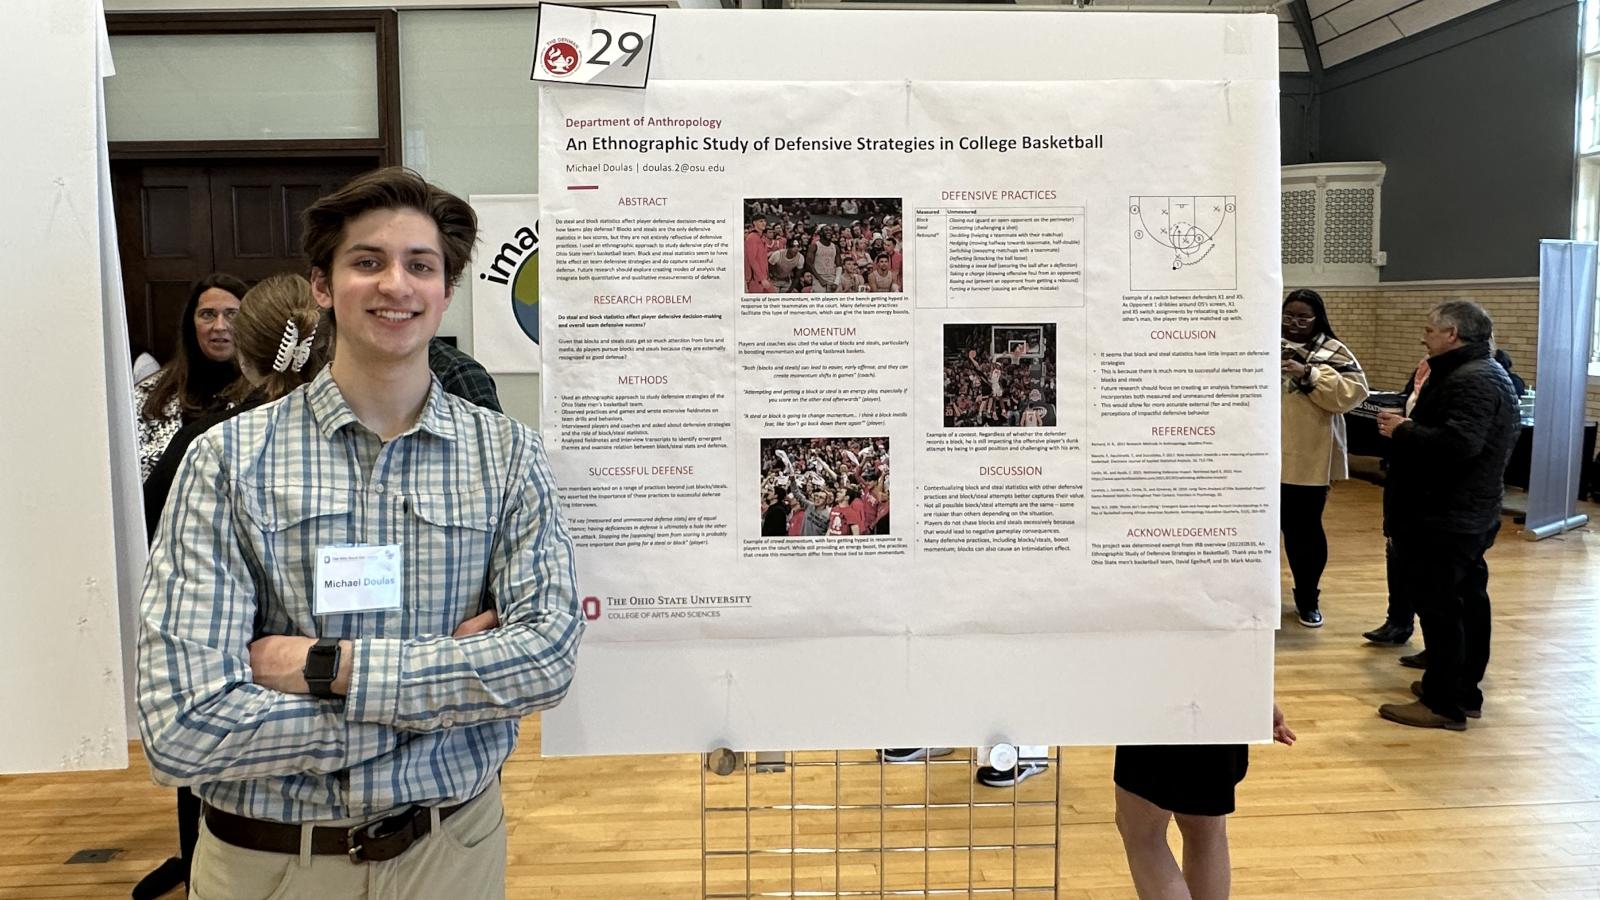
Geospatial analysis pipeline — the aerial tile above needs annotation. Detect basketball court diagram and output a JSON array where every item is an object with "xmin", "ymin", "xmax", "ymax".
[{"xmin": 1128, "ymin": 195, "xmax": 1236, "ymax": 291}]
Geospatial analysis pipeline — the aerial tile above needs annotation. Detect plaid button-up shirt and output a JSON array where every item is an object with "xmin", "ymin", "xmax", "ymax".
[
  {"xmin": 430, "ymin": 338, "xmax": 503, "ymax": 413},
  {"xmin": 137, "ymin": 366, "xmax": 581, "ymax": 823}
]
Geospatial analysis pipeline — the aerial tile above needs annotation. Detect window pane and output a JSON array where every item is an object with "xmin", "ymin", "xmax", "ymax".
[
  {"xmin": 1584, "ymin": 57, "xmax": 1600, "ymax": 154},
  {"xmin": 1578, "ymin": 159, "xmax": 1600, "ymax": 244},
  {"xmin": 106, "ymin": 32, "xmax": 379, "ymax": 142},
  {"xmin": 1587, "ymin": 0, "xmax": 1600, "ymax": 53},
  {"xmin": 1581, "ymin": 160, "xmax": 1600, "ymax": 362}
]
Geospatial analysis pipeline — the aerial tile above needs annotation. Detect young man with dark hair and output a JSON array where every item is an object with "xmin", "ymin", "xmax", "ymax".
[{"xmin": 137, "ymin": 167, "xmax": 582, "ymax": 899}]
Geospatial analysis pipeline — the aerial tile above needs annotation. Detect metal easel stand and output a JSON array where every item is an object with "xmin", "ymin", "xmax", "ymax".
[{"xmin": 701, "ymin": 744, "xmax": 1061, "ymax": 898}]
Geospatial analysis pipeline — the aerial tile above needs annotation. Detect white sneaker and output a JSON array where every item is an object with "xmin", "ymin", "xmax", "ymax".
[
  {"xmin": 879, "ymin": 747, "xmax": 955, "ymax": 763},
  {"xmin": 975, "ymin": 761, "xmax": 1047, "ymax": 787}
]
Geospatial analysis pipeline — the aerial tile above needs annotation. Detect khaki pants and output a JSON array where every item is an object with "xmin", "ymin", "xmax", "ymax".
[{"xmin": 188, "ymin": 781, "xmax": 506, "ymax": 900}]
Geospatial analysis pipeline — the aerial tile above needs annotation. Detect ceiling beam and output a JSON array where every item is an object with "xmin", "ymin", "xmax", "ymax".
[{"xmin": 1287, "ymin": 0, "xmax": 1323, "ymax": 85}]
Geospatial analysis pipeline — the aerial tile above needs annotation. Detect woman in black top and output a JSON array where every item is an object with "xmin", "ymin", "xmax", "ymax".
[{"xmin": 132, "ymin": 274, "xmax": 248, "ymax": 480}]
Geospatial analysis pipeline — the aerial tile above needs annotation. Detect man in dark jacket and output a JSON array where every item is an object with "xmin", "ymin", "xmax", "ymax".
[{"xmin": 1374, "ymin": 300, "xmax": 1520, "ymax": 730}]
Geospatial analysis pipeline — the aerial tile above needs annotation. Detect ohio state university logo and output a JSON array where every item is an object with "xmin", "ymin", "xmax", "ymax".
[
  {"xmin": 541, "ymin": 39, "xmax": 581, "ymax": 77},
  {"xmin": 582, "ymin": 596, "xmax": 601, "ymax": 621}
]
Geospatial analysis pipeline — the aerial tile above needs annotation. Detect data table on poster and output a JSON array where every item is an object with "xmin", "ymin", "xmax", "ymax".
[{"xmin": 914, "ymin": 206, "xmax": 1086, "ymax": 309}]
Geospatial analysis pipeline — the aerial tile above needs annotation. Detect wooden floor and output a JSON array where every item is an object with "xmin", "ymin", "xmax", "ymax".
[{"xmin": 4, "ymin": 476, "xmax": 1599, "ymax": 899}]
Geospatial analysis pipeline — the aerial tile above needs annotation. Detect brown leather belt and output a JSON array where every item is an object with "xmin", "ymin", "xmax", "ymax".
[{"xmin": 203, "ymin": 799, "xmax": 469, "ymax": 863}]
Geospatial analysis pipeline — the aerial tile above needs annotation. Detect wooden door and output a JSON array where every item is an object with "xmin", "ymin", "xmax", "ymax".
[
  {"xmin": 210, "ymin": 163, "xmax": 370, "ymax": 283},
  {"xmin": 113, "ymin": 158, "xmax": 372, "ymax": 362},
  {"xmin": 114, "ymin": 166, "xmax": 211, "ymax": 361}
]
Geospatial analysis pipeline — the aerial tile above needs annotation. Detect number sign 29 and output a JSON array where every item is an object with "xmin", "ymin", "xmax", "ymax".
[
  {"xmin": 532, "ymin": 3, "xmax": 655, "ymax": 89},
  {"xmin": 590, "ymin": 28, "xmax": 646, "ymax": 67}
]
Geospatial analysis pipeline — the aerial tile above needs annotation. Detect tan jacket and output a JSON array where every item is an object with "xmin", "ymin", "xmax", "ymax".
[{"xmin": 1281, "ymin": 336, "xmax": 1368, "ymax": 486}]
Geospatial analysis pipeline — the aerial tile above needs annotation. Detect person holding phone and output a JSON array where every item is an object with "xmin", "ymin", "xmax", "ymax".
[{"xmin": 1279, "ymin": 289, "xmax": 1368, "ymax": 627}]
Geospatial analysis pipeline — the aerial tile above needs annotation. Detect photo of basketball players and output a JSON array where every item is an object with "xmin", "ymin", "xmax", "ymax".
[
  {"xmin": 943, "ymin": 324, "xmax": 1058, "ymax": 428},
  {"xmin": 759, "ymin": 437, "xmax": 890, "ymax": 537},
  {"xmin": 742, "ymin": 199, "xmax": 904, "ymax": 294}
]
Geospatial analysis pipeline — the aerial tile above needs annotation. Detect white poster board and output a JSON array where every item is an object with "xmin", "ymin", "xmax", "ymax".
[
  {"xmin": 0, "ymin": 1, "xmax": 131, "ymax": 773},
  {"xmin": 539, "ymin": 10, "xmax": 1280, "ymax": 756},
  {"xmin": 469, "ymin": 194, "xmax": 542, "ymax": 373}
]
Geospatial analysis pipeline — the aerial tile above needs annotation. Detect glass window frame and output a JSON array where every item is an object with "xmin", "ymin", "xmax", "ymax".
[{"xmin": 105, "ymin": 11, "xmax": 401, "ymax": 166}]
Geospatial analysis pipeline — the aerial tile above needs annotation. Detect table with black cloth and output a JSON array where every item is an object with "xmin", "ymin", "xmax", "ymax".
[{"xmin": 1344, "ymin": 394, "xmax": 1597, "ymax": 499}]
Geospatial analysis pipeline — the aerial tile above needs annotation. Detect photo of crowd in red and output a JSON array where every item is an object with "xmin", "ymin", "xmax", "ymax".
[
  {"xmin": 943, "ymin": 324, "xmax": 1058, "ymax": 428},
  {"xmin": 759, "ymin": 436, "xmax": 890, "ymax": 537},
  {"xmin": 742, "ymin": 198, "xmax": 904, "ymax": 294}
]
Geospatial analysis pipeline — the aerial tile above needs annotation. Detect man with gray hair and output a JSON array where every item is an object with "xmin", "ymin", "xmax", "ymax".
[{"xmin": 1373, "ymin": 300, "xmax": 1519, "ymax": 730}]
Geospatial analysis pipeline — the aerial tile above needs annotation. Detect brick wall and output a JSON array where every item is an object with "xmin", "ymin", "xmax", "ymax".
[{"xmin": 1310, "ymin": 280, "xmax": 1600, "ymax": 421}]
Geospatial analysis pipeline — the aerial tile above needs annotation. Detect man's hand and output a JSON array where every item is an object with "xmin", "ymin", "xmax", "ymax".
[
  {"xmin": 1281, "ymin": 359, "xmax": 1309, "ymax": 380},
  {"xmin": 250, "ymin": 613, "xmax": 491, "ymax": 700},
  {"xmin": 249, "ymin": 635, "xmax": 352, "ymax": 696},
  {"xmin": 1376, "ymin": 410, "xmax": 1409, "ymax": 438},
  {"xmin": 453, "ymin": 608, "xmax": 500, "ymax": 638},
  {"xmin": 248, "ymin": 635, "xmax": 316, "ymax": 694},
  {"xmin": 1272, "ymin": 703, "xmax": 1296, "ymax": 746}
]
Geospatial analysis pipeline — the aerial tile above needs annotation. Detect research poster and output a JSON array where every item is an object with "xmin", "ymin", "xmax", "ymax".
[
  {"xmin": 538, "ymin": 11, "xmax": 1282, "ymax": 755},
  {"xmin": 540, "ymin": 77, "xmax": 1280, "ymax": 643}
]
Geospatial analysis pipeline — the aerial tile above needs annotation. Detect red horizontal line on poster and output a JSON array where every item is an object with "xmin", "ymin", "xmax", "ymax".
[{"xmin": 568, "ymin": 185, "xmax": 599, "ymax": 190}]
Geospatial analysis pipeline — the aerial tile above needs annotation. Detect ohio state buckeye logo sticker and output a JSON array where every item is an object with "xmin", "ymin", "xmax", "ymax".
[{"xmin": 540, "ymin": 38, "xmax": 581, "ymax": 77}]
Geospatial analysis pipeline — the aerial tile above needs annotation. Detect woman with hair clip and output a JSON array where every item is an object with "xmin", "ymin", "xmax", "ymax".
[
  {"xmin": 132, "ymin": 272, "xmax": 329, "ymax": 900},
  {"xmin": 1280, "ymin": 287, "xmax": 1368, "ymax": 627},
  {"xmin": 141, "ymin": 273, "xmax": 329, "ymax": 539},
  {"xmin": 132, "ymin": 273, "xmax": 248, "ymax": 480}
]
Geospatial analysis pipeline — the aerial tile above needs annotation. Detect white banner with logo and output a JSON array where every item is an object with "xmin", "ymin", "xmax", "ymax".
[{"xmin": 468, "ymin": 194, "xmax": 541, "ymax": 374}]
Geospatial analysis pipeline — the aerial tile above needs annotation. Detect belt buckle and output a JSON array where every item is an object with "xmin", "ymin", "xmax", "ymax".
[{"xmin": 346, "ymin": 821, "xmax": 377, "ymax": 863}]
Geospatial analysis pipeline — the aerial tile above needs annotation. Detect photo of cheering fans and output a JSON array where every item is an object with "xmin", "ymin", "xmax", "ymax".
[
  {"xmin": 943, "ymin": 323, "xmax": 1058, "ymax": 428},
  {"xmin": 759, "ymin": 436, "xmax": 891, "ymax": 537},
  {"xmin": 743, "ymin": 198, "xmax": 904, "ymax": 294}
]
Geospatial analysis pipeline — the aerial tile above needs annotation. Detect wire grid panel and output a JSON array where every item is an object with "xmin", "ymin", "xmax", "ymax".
[{"xmin": 701, "ymin": 748, "xmax": 1061, "ymax": 898}]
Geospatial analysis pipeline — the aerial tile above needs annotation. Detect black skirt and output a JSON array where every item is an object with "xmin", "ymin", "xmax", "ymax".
[{"xmin": 1113, "ymin": 744, "xmax": 1249, "ymax": 817}]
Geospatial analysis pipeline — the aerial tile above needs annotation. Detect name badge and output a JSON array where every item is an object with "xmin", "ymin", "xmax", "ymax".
[{"xmin": 314, "ymin": 544, "xmax": 403, "ymax": 615}]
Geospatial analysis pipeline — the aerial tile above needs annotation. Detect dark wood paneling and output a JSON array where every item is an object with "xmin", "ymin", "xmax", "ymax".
[
  {"xmin": 109, "ymin": 140, "xmax": 385, "ymax": 161},
  {"xmin": 116, "ymin": 166, "xmax": 211, "ymax": 358},
  {"xmin": 142, "ymin": 187, "xmax": 193, "ymax": 258},
  {"xmin": 376, "ymin": 11, "xmax": 402, "ymax": 168},
  {"xmin": 114, "ymin": 159, "xmax": 372, "ymax": 360},
  {"xmin": 281, "ymin": 182, "xmax": 328, "ymax": 253},
  {"xmin": 107, "ymin": 11, "xmax": 390, "ymax": 36},
  {"xmin": 146, "ymin": 281, "xmax": 194, "ymax": 362},
  {"xmin": 224, "ymin": 185, "xmax": 277, "ymax": 258},
  {"xmin": 208, "ymin": 162, "xmax": 371, "ymax": 282}
]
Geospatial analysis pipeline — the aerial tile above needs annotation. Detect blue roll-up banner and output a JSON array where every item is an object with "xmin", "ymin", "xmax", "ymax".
[{"xmin": 1525, "ymin": 240, "xmax": 1598, "ymax": 540}]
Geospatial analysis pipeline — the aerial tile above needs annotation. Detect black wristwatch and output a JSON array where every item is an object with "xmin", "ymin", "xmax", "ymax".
[{"xmin": 303, "ymin": 637, "xmax": 342, "ymax": 699}]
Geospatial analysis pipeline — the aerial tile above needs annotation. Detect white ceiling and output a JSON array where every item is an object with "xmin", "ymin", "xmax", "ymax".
[
  {"xmin": 1283, "ymin": 0, "xmax": 1502, "ymax": 69},
  {"xmin": 791, "ymin": 0, "xmax": 1509, "ymax": 71}
]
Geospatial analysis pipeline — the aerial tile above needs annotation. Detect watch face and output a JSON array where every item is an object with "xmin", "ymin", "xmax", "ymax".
[{"xmin": 304, "ymin": 641, "xmax": 339, "ymax": 682}]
